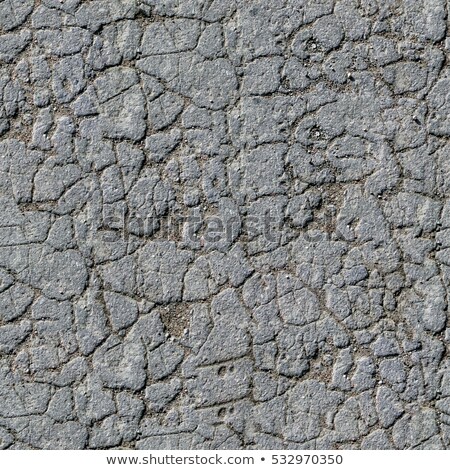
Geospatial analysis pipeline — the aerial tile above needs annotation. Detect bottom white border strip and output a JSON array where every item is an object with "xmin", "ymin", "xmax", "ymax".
[{"xmin": 0, "ymin": 450, "xmax": 446, "ymax": 470}]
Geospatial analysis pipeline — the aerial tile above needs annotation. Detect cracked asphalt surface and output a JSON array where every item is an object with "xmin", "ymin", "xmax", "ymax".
[{"xmin": 1, "ymin": 0, "xmax": 450, "ymax": 450}]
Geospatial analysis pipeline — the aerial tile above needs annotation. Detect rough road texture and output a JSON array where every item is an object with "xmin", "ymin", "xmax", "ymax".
[{"xmin": 0, "ymin": 0, "xmax": 450, "ymax": 450}]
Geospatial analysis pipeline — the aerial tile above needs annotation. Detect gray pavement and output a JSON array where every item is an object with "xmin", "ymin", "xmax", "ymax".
[{"xmin": 0, "ymin": 0, "xmax": 450, "ymax": 450}]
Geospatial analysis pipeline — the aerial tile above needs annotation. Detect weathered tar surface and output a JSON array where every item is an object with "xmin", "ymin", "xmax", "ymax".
[{"xmin": 0, "ymin": 0, "xmax": 450, "ymax": 450}]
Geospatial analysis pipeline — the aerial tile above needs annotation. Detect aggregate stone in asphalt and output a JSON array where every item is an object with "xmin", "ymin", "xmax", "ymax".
[{"xmin": 0, "ymin": 0, "xmax": 450, "ymax": 450}]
